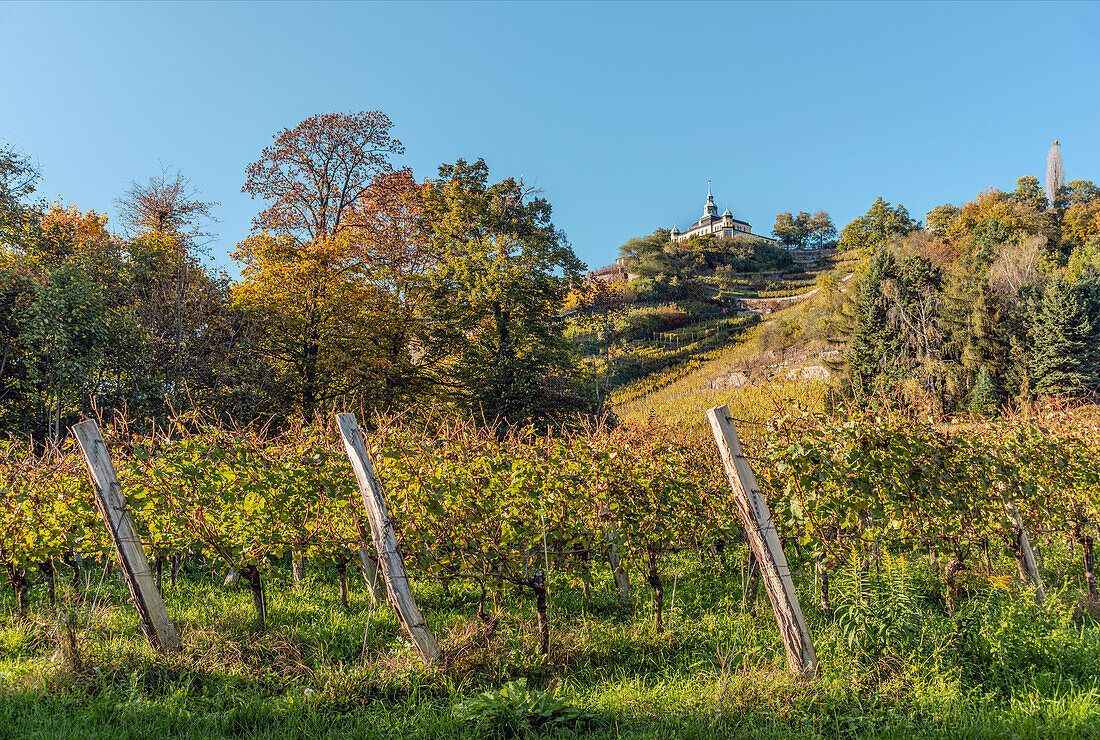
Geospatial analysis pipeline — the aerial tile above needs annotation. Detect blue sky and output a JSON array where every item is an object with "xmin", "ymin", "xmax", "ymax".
[{"xmin": 2, "ymin": 1, "xmax": 1098, "ymax": 271}]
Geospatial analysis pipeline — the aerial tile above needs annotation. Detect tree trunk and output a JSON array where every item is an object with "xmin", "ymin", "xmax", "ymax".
[
  {"xmin": 301, "ymin": 336, "xmax": 320, "ymax": 420},
  {"xmin": 944, "ymin": 555, "xmax": 966, "ymax": 617},
  {"xmin": 10, "ymin": 568, "xmax": 29, "ymax": 618},
  {"xmin": 613, "ymin": 566, "xmax": 631, "ymax": 602},
  {"xmin": 608, "ymin": 537, "xmax": 630, "ymax": 601},
  {"xmin": 604, "ymin": 519, "xmax": 630, "ymax": 600},
  {"xmin": 239, "ymin": 565, "xmax": 267, "ymax": 629},
  {"xmin": 58, "ymin": 609, "xmax": 82, "ymax": 673},
  {"xmin": 170, "ymin": 553, "xmax": 182, "ymax": 587},
  {"xmin": 1080, "ymin": 532, "xmax": 1098, "ymax": 605},
  {"xmin": 336, "ymin": 558, "xmax": 349, "ymax": 610},
  {"xmin": 155, "ymin": 556, "xmax": 164, "ymax": 592},
  {"xmin": 39, "ymin": 561, "xmax": 56, "ymax": 610},
  {"xmin": 647, "ymin": 548, "xmax": 664, "ymax": 633},
  {"xmin": 477, "ymin": 582, "xmax": 491, "ymax": 624},
  {"xmin": 1011, "ymin": 535, "xmax": 1031, "ymax": 582},
  {"xmin": 530, "ymin": 569, "xmax": 549, "ymax": 655},
  {"xmin": 62, "ymin": 551, "xmax": 81, "ymax": 594}
]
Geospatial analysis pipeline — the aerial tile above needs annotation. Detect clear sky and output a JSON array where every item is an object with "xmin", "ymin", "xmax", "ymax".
[{"xmin": 2, "ymin": 1, "xmax": 1099, "ymax": 270}]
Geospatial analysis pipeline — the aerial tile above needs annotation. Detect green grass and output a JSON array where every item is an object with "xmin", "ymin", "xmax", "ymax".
[{"xmin": 3, "ymin": 540, "xmax": 1100, "ymax": 738}]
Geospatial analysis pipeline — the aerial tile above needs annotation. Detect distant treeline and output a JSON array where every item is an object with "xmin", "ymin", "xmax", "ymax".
[
  {"xmin": 839, "ymin": 166, "xmax": 1100, "ymax": 414},
  {"xmin": 0, "ymin": 112, "xmax": 596, "ymax": 441}
]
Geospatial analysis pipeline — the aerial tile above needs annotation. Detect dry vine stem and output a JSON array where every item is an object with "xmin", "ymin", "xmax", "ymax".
[
  {"xmin": 707, "ymin": 405, "xmax": 817, "ymax": 679},
  {"xmin": 336, "ymin": 413, "xmax": 442, "ymax": 665}
]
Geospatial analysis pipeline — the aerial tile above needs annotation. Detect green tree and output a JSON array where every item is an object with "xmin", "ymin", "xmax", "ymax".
[
  {"xmin": 969, "ymin": 366, "xmax": 996, "ymax": 416},
  {"xmin": 1013, "ymin": 176, "xmax": 1048, "ymax": 212},
  {"xmin": 0, "ymin": 257, "xmax": 35, "ymax": 432},
  {"xmin": 839, "ymin": 197, "xmax": 917, "ymax": 253},
  {"xmin": 845, "ymin": 245, "xmax": 897, "ymax": 394},
  {"xmin": 925, "ymin": 204, "xmax": 958, "ymax": 235},
  {"xmin": 773, "ymin": 211, "xmax": 811, "ymax": 249},
  {"xmin": 1068, "ymin": 238, "xmax": 1100, "ymax": 286},
  {"xmin": 1061, "ymin": 179, "xmax": 1099, "ymax": 208},
  {"xmin": 420, "ymin": 158, "xmax": 592, "ymax": 426},
  {"xmin": 21, "ymin": 263, "xmax": 111, "ymax": 441},
  {"xmin": 1028, "ymin": 276, "xmax": 1094, "ymax": 397}
]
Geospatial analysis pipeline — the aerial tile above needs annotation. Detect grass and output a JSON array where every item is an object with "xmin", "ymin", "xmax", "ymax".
[{"xmin": 3, "ymin": 538, "xmax": 1100, "ymax": 738}]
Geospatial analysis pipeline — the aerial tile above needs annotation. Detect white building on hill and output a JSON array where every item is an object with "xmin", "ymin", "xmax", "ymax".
[{"xmin": 671, "ymin": 182, "xmax": 778, "ymax": 245}]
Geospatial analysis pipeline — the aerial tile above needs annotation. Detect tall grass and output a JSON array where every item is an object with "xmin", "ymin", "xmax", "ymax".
[{"xmin": 4, "ymin": 542, "xmax": 1100, "ymax": 738}]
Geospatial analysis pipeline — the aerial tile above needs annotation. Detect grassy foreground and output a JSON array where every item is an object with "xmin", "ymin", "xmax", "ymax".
[{"xmin": 3, "ymin": 540, "xmax": 1100, "ymax": 739}]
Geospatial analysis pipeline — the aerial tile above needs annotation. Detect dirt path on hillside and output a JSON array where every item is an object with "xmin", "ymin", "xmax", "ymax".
[{"xmin": 737, "ymin": 273, "xmax": 854, "ymax": 314}]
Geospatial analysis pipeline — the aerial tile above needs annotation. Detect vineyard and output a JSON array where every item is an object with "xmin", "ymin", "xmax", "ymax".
[{"xmin": 4, "ymin": 406, "xmax": 1100, "ymax": 736}]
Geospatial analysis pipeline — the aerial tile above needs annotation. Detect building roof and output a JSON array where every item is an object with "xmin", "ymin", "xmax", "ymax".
[
  {"xmin": 677, "ymin": 184, "xmax": 750, "ymax": 233},
  {"xmin": 686, "ymin": 213, "xmax": 750, "ymax": 231}
]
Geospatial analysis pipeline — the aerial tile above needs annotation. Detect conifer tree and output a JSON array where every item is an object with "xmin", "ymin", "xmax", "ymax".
[
  {"xmin": 1028, "ymin": 277, "xmax": 1092, "ymax": 396},
  {"xmin": 969, "ymin": 366, "xmax": 996, "ymax": 416},
  {"xmin": 845, "ymin": 245, "xmax": 896, "ymax": 394}
]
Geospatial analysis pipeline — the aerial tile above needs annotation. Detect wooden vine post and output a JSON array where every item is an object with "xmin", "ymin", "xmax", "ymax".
[
  {"xmin": 336, "ymin": 413, "xmax": 442, "ymax": 665},
  {"xmin": 72, "ymin": 420, "xmax": 181, "ymax": 653},
  {"xmin": 706, "ymin": 405, "xmax": 817, "ymax": 679},
  {"xmin": 1003, "ymin": 497, "xmax": 1045, "ymax": 603}
]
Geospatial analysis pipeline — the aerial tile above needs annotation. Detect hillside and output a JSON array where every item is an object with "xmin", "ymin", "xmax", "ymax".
[{"xmin": 603, "ymin": 250, "xmax": 859, "ymax": 445}]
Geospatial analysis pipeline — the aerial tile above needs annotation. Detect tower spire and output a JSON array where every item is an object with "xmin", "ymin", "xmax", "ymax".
[{"xmin": 703, "ymin": 180, "xmax": 718, "ymax": 217}]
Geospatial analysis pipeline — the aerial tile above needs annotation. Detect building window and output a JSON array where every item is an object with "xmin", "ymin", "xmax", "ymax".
[{"xmin": 724, "ymin": 230, "xmax": 732, "ymax": 236}]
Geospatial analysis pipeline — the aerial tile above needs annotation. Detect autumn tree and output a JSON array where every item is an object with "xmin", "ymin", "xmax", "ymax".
[
  {"xmin": 117, "ymin": 165, "xmax": 217, "ymax": 244},
  {"xmin": 344, "ymin": 168, "xmax": 440, "ymax": 407},
  {"xmin": 243, "ymin": 111, "xmax": 403, "ymax": 243},
  {"xmin": 236, "ymin": 111, "xmax": 407, "ymax": 418},
  {"xmin": 809, "ymin": 210, "xmax": 836, "ymax": 249}
]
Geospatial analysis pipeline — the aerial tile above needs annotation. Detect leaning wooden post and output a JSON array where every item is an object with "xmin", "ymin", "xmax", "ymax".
[
  {"xmin": 706, "ymin": 405, "xmax": 817, "ymax": 679},
  {"xmin": 344, "ymin": 505, "xmax": 388, "ymax": 605},
  {"xmin": 72, "ymin": 420, "xmax": 181, "ymax": 653},
  {"xmin": 1004, "ymin": 498, "xmax": 1045, "ymax": 603},
  {"xmin": 336, "ymin": 413, "xmax": 442, "ymax": 665}
]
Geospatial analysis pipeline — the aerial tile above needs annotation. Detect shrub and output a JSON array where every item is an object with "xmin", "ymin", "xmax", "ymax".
[{"xmin": 453, "ymin": 678, "xmax": 596, "ymax": 735}]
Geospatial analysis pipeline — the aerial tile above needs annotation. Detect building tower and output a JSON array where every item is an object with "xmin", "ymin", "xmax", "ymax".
[{"xmin": 703, "ymin": 180, "xmax": 718, "ymax": 218}]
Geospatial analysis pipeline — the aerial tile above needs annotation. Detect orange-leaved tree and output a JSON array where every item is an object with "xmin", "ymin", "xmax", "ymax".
[{"xmin": 235, "ymin": 111, "xmax": 425, "ymax": 418}]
